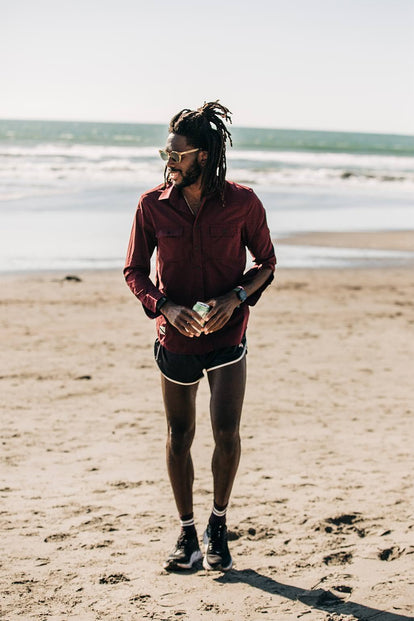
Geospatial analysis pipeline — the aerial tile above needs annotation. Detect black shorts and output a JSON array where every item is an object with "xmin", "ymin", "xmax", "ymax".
[{"xmin": 154, "ymin": 335, "xmax": 247, "ymax": 386}]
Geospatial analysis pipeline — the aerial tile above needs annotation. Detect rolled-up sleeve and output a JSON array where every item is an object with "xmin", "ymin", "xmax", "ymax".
[
  {"xmin": 245, "ymin": 193, "xmax": 276, "ymax": 271},
  {"xmin": 240, "ymin": 193, "xmax": 276, "ymax": 305},
  {"xmin": 123, "ymin": 201, "xmax": 164, "ymax": 318}
]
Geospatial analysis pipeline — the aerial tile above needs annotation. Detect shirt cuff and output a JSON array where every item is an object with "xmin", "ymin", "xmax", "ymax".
[
  {"xmin": 239, "ymin": 267, "xmax": 275, "ymax": 306},
  {"xmin": 142, "ymin": 292, "xmax": 166, "ymax": 319}
]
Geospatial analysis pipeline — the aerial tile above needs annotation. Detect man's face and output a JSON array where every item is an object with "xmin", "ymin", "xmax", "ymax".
[{"xmin": 165, "ymin": 133, "xmax": 203, "ymax": 190}]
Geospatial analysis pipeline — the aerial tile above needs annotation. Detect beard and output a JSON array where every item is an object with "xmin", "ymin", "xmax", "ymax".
[{"xmin": 169, "ymin": 160, "xmax": 202, "ymax": 189}]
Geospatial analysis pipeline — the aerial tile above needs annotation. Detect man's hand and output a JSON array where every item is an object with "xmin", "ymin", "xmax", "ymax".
[
  {"xmin": 161, "ymin": 301, "xmax": 204, "ymax": 338},
  {"xmin": 203, "ymin": 292, "xmax": 240, "ymax": 334}
]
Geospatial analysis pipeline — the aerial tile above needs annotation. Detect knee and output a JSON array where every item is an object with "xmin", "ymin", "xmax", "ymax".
[
  {"xmin": 214, "ymin": 427, "xmax": 240, "ymax": 454},
  {"xmin": 167, "ymin": 424, "xmax": 195, "ymax": 456}
]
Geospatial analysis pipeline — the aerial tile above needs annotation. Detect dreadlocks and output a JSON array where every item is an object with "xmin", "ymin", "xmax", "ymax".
[{"xmin": 165, "ymin": 100, "xmax": 233, "ymax": 203}]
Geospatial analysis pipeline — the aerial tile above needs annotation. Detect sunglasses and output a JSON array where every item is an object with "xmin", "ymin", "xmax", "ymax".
[{"xmin": 158, "ymin": 148, "xmax": 199, "ymax": 163}]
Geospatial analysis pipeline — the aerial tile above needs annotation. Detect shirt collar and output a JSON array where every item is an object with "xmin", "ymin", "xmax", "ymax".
[
  {"xmin": 159, "ymin": 183, "xmax": 177, "ymax": 203},
  {"xmin": 158, "ymin": 182, "xmax": 220, "ymax": 210},
  {"xmin": 158, "ymin": 184, "xmax": 190, "ymax": 213}
]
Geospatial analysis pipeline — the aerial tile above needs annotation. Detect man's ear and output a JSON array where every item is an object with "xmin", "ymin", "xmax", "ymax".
[{"xmin": 199, "ymin": 150, "xmax": 208, "ymax": 167}]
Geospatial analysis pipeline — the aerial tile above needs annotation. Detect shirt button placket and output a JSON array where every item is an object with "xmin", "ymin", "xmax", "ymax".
[{"xmin": 193, "ymin": 222, "xmax": 204, "ymax": 294}]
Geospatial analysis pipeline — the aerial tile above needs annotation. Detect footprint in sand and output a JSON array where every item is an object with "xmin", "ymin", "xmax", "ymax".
[
  {"xmin": 323, "ymin": 551, "xmax": 353, "ymax": 565},
  {"xmin": 378, "ymin": 545, "xmax": 405, "ymax": 561},
  {"xmin": 99, "ymin": 573, "xmax": 130, "ymax": 584},
  {"xmin": 44, "ymin": 532, "xmax": 70, "ymax": 542},
  {"xmin": 317, "ymin": 513, "xmax": 366, "ymax": 538}
]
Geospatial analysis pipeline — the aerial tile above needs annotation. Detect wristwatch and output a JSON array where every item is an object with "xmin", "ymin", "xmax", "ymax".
[
  {"xmin": 156, "ymin": 296, "xmax": 168, "ymax": 313},
  {"xmin": 233, "ymin": 286, "xmax": 247, "ymax": 303}
]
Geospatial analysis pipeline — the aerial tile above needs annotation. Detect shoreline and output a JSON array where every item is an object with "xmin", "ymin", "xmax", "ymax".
[
  {"xmin": 277, "ymin": 229, "xmax": 414, "ymax": 251},
  {"xmin": 1, "ymin": 230, "xmax": 413, "ymax": 277}
]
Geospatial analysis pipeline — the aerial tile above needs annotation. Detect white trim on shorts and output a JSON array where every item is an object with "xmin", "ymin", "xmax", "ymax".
[
  {"xmin": 160, "ymin": 370, "xmax": 202, "ymax": 387},
  {"xmin": 158, "ymin": 338, "xmax": 247, "ymax": 387},
  {"xmin": 206, "ymin": 340, "xmax": 247, "ymax": 373}
]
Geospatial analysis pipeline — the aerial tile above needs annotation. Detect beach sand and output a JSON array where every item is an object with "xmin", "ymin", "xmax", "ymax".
[
  {"xmin": 277, "ymin": 231, "xmax": 414, "ymax": 252},
  {"xmin": 1, "ymin": 231, "xmax": 414, "ymax": 620}
]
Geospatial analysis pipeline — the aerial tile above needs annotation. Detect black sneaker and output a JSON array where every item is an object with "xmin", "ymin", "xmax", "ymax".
[
  {"xmin": 163, "ymin": 531, "xmax": 202, "ymax": 571},
  {"xmin": 203, "ymin": 523, "xmax": 233, "ymax": 571}
]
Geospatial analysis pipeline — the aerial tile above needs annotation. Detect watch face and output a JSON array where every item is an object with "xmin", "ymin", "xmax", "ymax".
[{"xmin": 238, "ymin": 287, "xmax": 247, "ymax": 302}]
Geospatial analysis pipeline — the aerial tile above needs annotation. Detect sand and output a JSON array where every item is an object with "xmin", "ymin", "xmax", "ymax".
[
  {"xmin": 1, "ymin": 231, "xmax": 414, "ymax": 620},
  {"xmin": 277, "ymin": 231, "xmax": 414, "ymax": 252}
]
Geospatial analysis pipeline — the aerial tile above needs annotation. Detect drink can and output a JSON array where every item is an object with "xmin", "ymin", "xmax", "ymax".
[{"xmin": 192, "ymin": 301, "xmax": 211, "ymax": 320}]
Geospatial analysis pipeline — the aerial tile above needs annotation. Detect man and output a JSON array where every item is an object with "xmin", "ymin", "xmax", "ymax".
[{"xmin": 124, "ymin": 101, "xmax": 276, "ymax": 572}]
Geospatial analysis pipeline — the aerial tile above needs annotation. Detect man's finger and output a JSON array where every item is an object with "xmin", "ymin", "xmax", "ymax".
[
  {"xmin": 203, "ymin": 300, "xmax": 218, "ymax": 322},
  {"xmin": 182, "ymin": 318, "xmax": 202, "ymax": 336},
  {"xmin": 186, "ymin": 309, "xmax": 205, "ymax": 327},
  {"xmin": 204, "ymin": 315, "xmax": 227, "ymax": 334}
]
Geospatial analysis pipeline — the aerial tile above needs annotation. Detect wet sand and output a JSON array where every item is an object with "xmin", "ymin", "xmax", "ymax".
[{"xmin": 277, "ymin": 230, "xmax": 414, "ymax": 251}]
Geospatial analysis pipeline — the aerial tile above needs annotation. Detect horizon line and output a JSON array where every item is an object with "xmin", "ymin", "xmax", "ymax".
[{"xmin": 0, "ymin": 116, "xmax": 413, "ymax": 139}]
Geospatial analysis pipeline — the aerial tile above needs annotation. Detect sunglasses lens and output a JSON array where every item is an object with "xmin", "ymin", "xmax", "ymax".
[{"xmin": 159, "ymin": 150, "xmax": 181, "ymax": 162}]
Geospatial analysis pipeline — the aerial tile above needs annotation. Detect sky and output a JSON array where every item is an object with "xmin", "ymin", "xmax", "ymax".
[{"xmin": 2, "ymin": 0, "xmax": 414, "ymax": 135}]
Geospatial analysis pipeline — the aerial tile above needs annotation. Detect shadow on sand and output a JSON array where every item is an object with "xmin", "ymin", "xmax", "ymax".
[{"xmin": 215, "ymin": 569, "xmax": 413, "ymax": 620}]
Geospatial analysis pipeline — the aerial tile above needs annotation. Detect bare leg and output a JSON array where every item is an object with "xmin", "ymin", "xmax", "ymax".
[
  {"xmin": 161, "ymin": 376, "xmax": 199, "ymax": 517},
  {"xmin": 207, "ymin": 357, "xmax": 246, "ymax": 507}
]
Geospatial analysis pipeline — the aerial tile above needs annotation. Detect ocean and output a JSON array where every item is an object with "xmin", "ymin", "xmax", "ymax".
[{"xmin": 1, "ymin": 119, "xmax": 413, "ymax": 272}]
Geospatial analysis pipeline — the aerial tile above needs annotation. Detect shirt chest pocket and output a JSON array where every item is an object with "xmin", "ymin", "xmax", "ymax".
[
  {"xmin": 157, "ymin": 227, "xmax": 186, "ymax": 262},
  {"xmin": 208, "ymin": 225, "xmax": 241, "ymax": 259}
]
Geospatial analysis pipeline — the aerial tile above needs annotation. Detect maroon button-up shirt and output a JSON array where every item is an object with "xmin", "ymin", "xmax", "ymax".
[{"xmin": 124, "ymin": 180, "xmax": 276, "ymax": 354}]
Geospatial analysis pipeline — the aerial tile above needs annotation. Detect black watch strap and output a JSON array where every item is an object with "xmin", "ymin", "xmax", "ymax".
[
  {"xmin": 156, "ymin": 296, "xmax": 168, "ymax": 312},
  {"xmin": 233, "ymin": 286, "xmax": 247, "ymax": 303}
]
